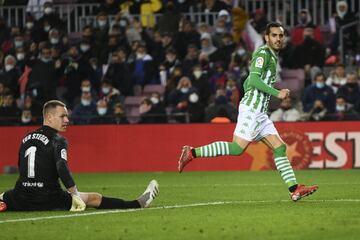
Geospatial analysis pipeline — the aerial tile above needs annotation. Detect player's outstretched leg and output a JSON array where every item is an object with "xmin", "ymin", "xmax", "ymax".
[
  {"xmin": 178, "ymin": 142, "xmax": 244, "ymax": 173},
  {"xmin": 273, "ymin": 144, "xmax": 318, "ymax": 201},
  {"xmin": 137, "ymin": 180, "xmax": 159, "ymax": 208}
]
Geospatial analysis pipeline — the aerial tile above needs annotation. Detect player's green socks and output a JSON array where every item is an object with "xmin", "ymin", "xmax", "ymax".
[
  {"xmin": 194, "ymin": 141, "xmax": 244, "ymax": 157},
  {"xmin": 273, "ymin": 144, "xmax": 298, "ymax": 188}
]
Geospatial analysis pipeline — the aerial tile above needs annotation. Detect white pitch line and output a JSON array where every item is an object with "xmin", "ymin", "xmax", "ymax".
[{"xmin": 0, "ymin": 199, "xmax": 360, "ymax": 224}]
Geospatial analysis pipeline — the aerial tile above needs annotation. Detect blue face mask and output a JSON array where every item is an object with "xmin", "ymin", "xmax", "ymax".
[{"xmin": 315, "ymin": 82, "xmax": 325, "ymax": 89}]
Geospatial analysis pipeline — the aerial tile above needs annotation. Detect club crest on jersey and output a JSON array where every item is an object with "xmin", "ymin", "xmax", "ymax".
[
  {"xmin": 255, "ymin": 57, "xmax": 264, "ymax": 68},
  {"xmin": 61, "ymin": 149, "xmax": 67, "ymax": 161}
]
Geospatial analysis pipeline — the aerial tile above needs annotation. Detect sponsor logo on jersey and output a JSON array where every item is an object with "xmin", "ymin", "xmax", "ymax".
[
  {"xmin": 61, "ymin": 149, "xmax": 67, "ymax": 161},
  {"xmin": 255, "ymin": 57, "xmax": 264, "ymax": 68}
]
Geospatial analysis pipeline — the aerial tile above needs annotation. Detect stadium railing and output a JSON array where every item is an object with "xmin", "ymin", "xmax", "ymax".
[
  {"xmin": 339, "ymin": 19, "xmax": 360, "ymax": 65},
  {"xmin": 2, "ymin": 0, "xmax": 359, "ymax": 33},
  {"xmin": 240, "ymin": 0, "xmax": 359, "ymax": 28}
]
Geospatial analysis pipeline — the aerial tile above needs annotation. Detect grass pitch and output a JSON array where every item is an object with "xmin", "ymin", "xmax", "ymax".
[{"xmin": 0, "ymin": 170, "xmax": 359, "ymax": 240}]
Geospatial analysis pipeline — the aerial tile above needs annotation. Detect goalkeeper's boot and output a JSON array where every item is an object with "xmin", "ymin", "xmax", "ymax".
[
  {"xmin": 290, "ymin": 184, "xmax": 318, "ymax": 201},
  {"xmin": 178, "ymin": 145, "xmax": 194, "ymax": 173},
  {"xmin": 137, "ymin": 180, "xmax": 159, "ymax": 208}
]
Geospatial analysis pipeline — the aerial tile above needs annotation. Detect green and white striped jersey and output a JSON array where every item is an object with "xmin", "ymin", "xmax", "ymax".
[{"xmin": 240, "ymin": 45, "xmax": 278, "ymax": 113}]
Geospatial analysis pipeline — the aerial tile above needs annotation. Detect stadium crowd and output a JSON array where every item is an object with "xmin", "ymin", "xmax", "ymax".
[{"xmin": 0, "ymin": 0, "xmax": 359, "ymax": 125}]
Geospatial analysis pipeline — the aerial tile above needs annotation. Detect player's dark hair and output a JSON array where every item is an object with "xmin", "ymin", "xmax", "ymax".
[
  {"xmin": 265, "ymin": 22, "xmax": 283, "ymax": 35},
  {"xmin": 43, "ymin": 100, "xmax": 66, "ymax": 116}
]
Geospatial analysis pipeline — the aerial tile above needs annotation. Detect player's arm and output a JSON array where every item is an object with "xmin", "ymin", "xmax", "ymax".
[
  {"xmin": 54, "ymin": 137, "xmax": 85, "ymax": 211},
  {"xmin": 53, "ymin": 138, "xmax": 76, "ymax": 190},
  {"xmin": 248, "ymin": 51, "xmax": 281, "ymax": 97}
]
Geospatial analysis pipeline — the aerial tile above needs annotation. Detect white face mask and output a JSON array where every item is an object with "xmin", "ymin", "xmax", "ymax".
[
  {"xmin": 82, "ymin": 86, "xmax": 91, "ymax": 92},
  {"xmin": 193, "ymin": 70, "xmax": 202, "ymax": 79},
  {"xmin": 98, "ymin": 20, "xmax": 107, "ymax": 27},
  {"xmin": 216, "ymin": 27, "xmax": 225, "ymax": 33},
  {"xmin": 81, "ymin": 99, "xmax": 91, "ymax": 106},
  {"xmin": 44, "ymin": 25, "xmax": 51, "ymax": 32},
  {"xmin": 180, "ymin": 87, "xmax": 189, "ymax": 94},
  {"xmin": 16, "ymin": 53, "xmax": 25, "ymax": 60},
  {"xmin": 26, "ymin": 22, "xmax": 34, "ymax": 29},
  {"xmin": 97, "ymin": 107, "xmax": 107, "ymax": 116},
  {"xmin": 80, "ymin": 44, "xmax": 90, "ymax": 52},
  {"xmin": 237, "ymin": 48, "xmax": 246, "ymax": 56},
  {"xmin": 44, "ymin": 7, "xmax": 53, "ymax": 14},
  {"xmin": 136, "ymin": 53, "xmax": 145, "ymax": 59},
  {"xmin": 5, "ymin": 64, "xmax": 14, "ymax": 72},
  {"xmin": 166, "ymin": 55, "xmax": 175, "ymax": 63},
  {"xmin": 102, "ymin": 87, "xmax": 110, "ymax": 94},
  {"xmin": 14, "ymin": 41, "xmax": 23, "ymax": 48},
  {"xmin": 189, "ymin": 93, "xmax": 199, "ymax": 103},
  {"xmin": 21, "ymin": 116, "xmax": 32, "ymax": 123},
  {"xmin": 336, "ymin": 104, "xmax": 345, "ymax": 112},
  {"xmin": 150, "ymin": 97, "xmax": 159, "ymax": 105},
  {"xmin": 50, "ymin": 38, "xmax": 59, "ymax": 45}
]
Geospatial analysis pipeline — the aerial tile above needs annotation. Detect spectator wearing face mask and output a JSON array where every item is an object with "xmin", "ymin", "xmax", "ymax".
[
  {"xmin": 91, "ymin": 99, "xmax": 113, "ymax": 124},
  {"xmin": 0, "ymin": 55, "xmax": 20, "ymax": 97},
  {"xmin": 168, "ymin": 76, "xmax": 197, "ymax": 109},
  {"xmin": 15, "ymin": 47, "xmax": 27, "ymax": 71},
  {"xmin": 149, "ymin": 92, "xmax": 167, "ymax": 123},
  {"xmin": 104, "ymin": 51, "xmax": 133, "ymax": 96},
  {"xmin": 207, "ymin": 32, "xmax": 237, "ymax": 69},
  {"xmin": 20, "ymin": 108, "xmax": 38, "ymax": 126},
  {"xmin": 130, "ymin": 42, "xmax": 156, "ymax": 87},
  {"xmin": 187, "ymin": 92, "xmax": 205, "ymax": 123},
  {"xmin": 71, "ymin": 91, "xmax": 97, "ymax": 125},
  {"xmin": 138, "ymin": 97, "xmax": 163, "ymax": 124},
  {"xmin": 190, "ymin": 64, "xmax": 211, "ymax": 106},
  {"xmin": 324, "ymin": 95, "xmax": 359, "ymax": 121},
  {"xmin": 36, "ymin": 1, "xmax": 66, "ymax": 34},
  {"xmin": 94, "ymin": 12, "xmax": 109, "ymax": 46},
  {"xmin": 27, "ymin": 44, "xmax": 57, "ymax": 103},
  {"xmin": 302, "ymin": 72, "xmax": 335, "ymax": 113},
  {"xmin": 205, "ymin": 88, "xmax": 237, "ymax": 123},
  {"xmin": 293, "ymin": 27, "xmax": 325, "ymax": 86},
  {"xmin": 99, "ymin": 79, "xmax": 124, "ymax": 110},
  {"xmin": 291, "ymin": 9, "xmax": 323, "ymax": 46},
  {"xmin": 181, "ymin": 44, "xmax": 200, "ymax": 76},
  {"xmin": 329, "ymin": 0, "xmax": 358, "ymax": 55},
  {"xmin": 336, "ymin": 72, "xmax": 360, "ymax": 107},
  {"xmin": 72, "ymin": 79, "xmax": 99, "ymax": 107},
  {"xmin": 163, "ymin": 47, "xmax": 181, "ymax": 76},
  {"xmin": 48, "ymin": 28, "xmax": 65, "ymax": 52},
  {"xmin": 270, "ymin": 97, "xmax": 301, "ymax": 122}
]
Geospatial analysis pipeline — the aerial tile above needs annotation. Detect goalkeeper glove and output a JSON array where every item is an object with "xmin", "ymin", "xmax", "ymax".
[{"xmin": 70, "ymin": 194, "xmax": 86, "ymax": 212}]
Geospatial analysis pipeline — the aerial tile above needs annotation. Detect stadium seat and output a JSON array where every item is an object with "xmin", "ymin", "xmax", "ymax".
[
  {"xmin": 124, "ymin": 96, "xmax": 144, "ymax": 106},
  {"xmin": 281, "ymin": 69, "xmax": 305, "ymax": 81},
  {"xmin": 142, "ymin": 84, "xmax": 165, "ymax": 96},
  {"xmin": 127, "ymin": 106, "xmax": 141, "ymax": 124}
]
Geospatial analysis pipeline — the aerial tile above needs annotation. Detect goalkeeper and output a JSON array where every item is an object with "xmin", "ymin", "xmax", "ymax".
[{"xmin": 0, "ymin": 100, "xmax": 159, "ymax": 212}]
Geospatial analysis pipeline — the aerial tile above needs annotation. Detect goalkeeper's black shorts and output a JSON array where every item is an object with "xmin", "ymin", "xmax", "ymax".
[{"xmin": 3, "ymin": 188, "xmax": 72, "ymax": 211}]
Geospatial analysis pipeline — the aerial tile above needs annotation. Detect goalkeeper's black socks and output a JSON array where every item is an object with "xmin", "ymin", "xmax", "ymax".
[{"xmin": 97, "ymin": 196, "xmax": 141, "ymax": 209}]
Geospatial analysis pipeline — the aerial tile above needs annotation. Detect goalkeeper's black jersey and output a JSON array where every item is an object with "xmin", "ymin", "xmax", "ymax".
[{"xmin": 14, "ymin": 125, "xmax": 75, "ymax": 197}]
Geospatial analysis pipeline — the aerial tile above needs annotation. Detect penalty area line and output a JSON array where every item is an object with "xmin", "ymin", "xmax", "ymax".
[{"xmin": 0, "ymin": 199, "xmax": 360, "ymax": 224}]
